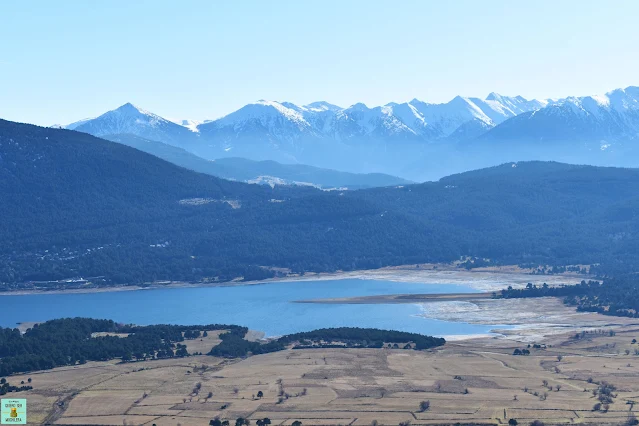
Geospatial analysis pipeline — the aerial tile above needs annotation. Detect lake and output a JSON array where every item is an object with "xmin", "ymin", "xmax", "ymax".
[{"xmin": 1, "ymin": 279, "xmax": 502, "ymax": 337}]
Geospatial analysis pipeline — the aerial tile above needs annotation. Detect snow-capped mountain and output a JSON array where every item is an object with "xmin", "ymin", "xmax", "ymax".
[
  {"xmin": 431, "ymin": 86, "xmax": 639, "ymax": 179},
  {"xmin": 191, "ymin": 94, "xmax": 546, "ymax": 170},
  {"xmin": 198, "ymin": 94, "xmax": 544, "ymax": 147},
  {"xmin": 483, "ymin": 86, "xmax": 639, "ymax": 145},
  {"xmin": 64, "ymin": 86, "xmax": 639, "ymax": 180},
  {"xmin": 196, "ymin": 100, "xmax": 340, "ymax": 163},
  {"xmin": 67, "ymin": 94, "xmax": 545, "ymax": 155},
  {"xmin": 71, "ymin": 103, "xmax": 197, "ymax": 148}
]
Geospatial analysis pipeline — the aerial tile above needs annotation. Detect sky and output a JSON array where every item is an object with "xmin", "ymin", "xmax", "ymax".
[{"xmin": 1, "ymin": 0, "xmax": 638, "ymax": 126}]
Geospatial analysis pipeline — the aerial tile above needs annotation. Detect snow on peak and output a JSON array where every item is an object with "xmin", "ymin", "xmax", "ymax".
[
  {"xmin": 247, "ymin": 100, "xmax": 309, "ymax": 125},
  {"xmin": 172, "ymin": 119, "xmax": 202, "ymax": 133},
  {"xmin": 303, "ymin": 101, "xmax": 342, "ymax": 112},
  {"xmin": 67, "ymin": 102, "xmax": 194, "ymax": 145},
  {"xmin": 112, "ymin": 102, "xmax": 160, "ymax": 119},
  {"xmin": 590, "ymin": 94, "xmax": 610, "ymax": 107},
  {"xmin": 67, "ymin": 87, "xmax": 638, "ymax": 150},
  {"xmin": 205, "ymin": 100, "xmax": 314, "ymax": 136}
]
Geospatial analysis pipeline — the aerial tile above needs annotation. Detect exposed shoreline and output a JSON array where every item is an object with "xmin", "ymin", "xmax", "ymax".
[
  {"xmin": 294, "ymin": 292, "xmax": 495, "ymax": 304},
  {"xmin": 297, "ymin": 291, "xmax": 639, "ymax": 343},
  {"xmin": 0, "ymin": 263, "xmax": 588, "ymax": 296},
  {"xmin": 422, "ymin": 297, "xmax": 639, "ymax": 342}
]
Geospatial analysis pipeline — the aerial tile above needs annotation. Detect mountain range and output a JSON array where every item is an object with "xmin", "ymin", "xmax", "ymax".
[
  {"xmin": 62, "ymin": 86, "xmax": 639, "ymax": 180},
  {"xmin": 3, "ymin": 118, "xmax": 639, "ymax": 286}
]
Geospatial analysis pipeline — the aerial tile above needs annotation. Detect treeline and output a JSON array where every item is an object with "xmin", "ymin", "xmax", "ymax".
[
  {"xmin": 0, "ymin": 318, "xmax": 246, "ymax": 376},
  {"xmin": 499, "ymin": 278, "xmax": 639, "ymax": 318},
  {"xmin": 209, "ymin": 327, "xmax": 446, "ymax": 358}
]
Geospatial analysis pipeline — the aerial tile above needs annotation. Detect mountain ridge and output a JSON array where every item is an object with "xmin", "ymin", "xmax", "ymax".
[
  {"xmin": 103, "ymin": 133, "xmax": 411, "ymax": 189},
  {"xmin": 59, "ymin": 85, "xmax": 639, "ymax": 180}
]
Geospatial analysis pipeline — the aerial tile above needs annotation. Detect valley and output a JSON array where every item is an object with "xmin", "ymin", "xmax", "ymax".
[{"xmin": 3, "ymin": 4, "xmax": 639, "ymax": 425}]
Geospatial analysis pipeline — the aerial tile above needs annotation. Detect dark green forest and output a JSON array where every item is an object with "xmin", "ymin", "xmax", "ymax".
[
  {"xmin": 0, "ymin": 318, "xmax": 245, "ymax": 376},
  {"xmin": 208, "ymin": 327, "xmax": 445, "ymax": 358},
  {"xmin": 2, "ymin": 119, "xmax": 639, "ymax": 288}
]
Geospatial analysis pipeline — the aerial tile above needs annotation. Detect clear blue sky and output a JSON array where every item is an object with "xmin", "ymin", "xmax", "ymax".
[{"xmin": 1, "ymin": 0, "xmax": 638, "ymax": 126}]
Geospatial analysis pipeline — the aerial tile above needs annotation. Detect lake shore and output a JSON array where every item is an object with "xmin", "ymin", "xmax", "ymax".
[
  {"xmin": 0, "ymin": 263, "xmax": 587, "ymax": 296},
  {"xmin": 296, "ymin": 290, "xmax": 639, "ymax": 342},
  {"xmin": 427, "ymin": 297, "xmax": 639, "ymax": 342},
  {"xmin": 5, "ymin": 265, "xmax": 610, "ymax": 344}
]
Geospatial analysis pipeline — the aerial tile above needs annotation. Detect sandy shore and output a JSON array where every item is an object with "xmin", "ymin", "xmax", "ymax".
[{"xmin": 0, "ymin": 264, "xmax": 588, "ymax": 296}]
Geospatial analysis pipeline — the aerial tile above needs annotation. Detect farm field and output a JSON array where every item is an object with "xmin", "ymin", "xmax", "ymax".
[{"xmin": 10, "ymin": 325, "xmax": 639, "ymax": 426}]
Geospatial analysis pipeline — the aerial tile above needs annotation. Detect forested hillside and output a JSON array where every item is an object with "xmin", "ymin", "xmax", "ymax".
[{"xmin": 2, "ymin": 119, "xmax": 639, "ymax": 287}]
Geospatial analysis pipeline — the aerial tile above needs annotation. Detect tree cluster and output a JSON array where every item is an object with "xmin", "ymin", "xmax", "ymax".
[
  {"xmin": 209, "ymin": 327, "xmax": 445, "ymax": 358},
  {"xmin": 0, "ymin": 377, "xmax": 32, "ymax": 395}
]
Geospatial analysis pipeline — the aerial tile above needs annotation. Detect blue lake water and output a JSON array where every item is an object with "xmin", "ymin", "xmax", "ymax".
[{"xmin": 0, "ymin": 279, "xmax": 500, "ymax": 337}]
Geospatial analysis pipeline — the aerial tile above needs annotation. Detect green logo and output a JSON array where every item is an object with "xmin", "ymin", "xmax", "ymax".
[{"xmin": 1, "ymin": 399, "xmax": 27, "ymax": 424}]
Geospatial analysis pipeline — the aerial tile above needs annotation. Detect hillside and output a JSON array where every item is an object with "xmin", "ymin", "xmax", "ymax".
[
  {"xmin": 103, "ymin": 134, "xmax": 411, "ymax": 189},
  {"xmin": 2, "ymin": 119, "xmax": 639, "ymax": 287}
]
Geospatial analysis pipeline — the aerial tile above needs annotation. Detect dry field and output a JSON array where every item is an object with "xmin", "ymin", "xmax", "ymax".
[{"xmin": 9, "ymin": 324, "xmax": 639, "ymax": 426}]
